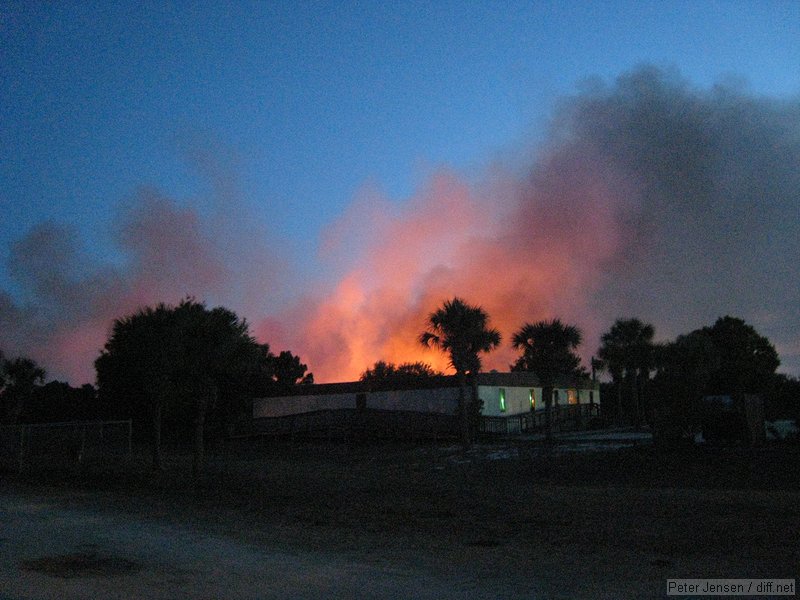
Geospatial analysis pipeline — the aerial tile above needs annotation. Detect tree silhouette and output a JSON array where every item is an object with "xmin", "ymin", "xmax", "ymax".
[
  {"xmin": 702, "ymin": 316, "xmax": 779, "ymax": 395},
  {"xmin": 650, "ymin": 329, "xmax": 720, "ymax": 436},
  {"xmin": 511, "ymin": 319, "xmax": 582, "ymax": 440},
  {"xmin": 1, "ymin": 356, "xmax": 46, "ymax": 425},
  {"xmin": 271, "ymin": 350, "xmax": 314, "ymax": 389},
  {"xmin": 597, "ymin": 318, "xmax": 656, "ymax": 426},
  {"xmin": 649, "ymin": 316, "xmax": 779, "ymax": 440},
  {"xmin": 96, "ymin": 302, "xmax": 178, "ymax": 470},
  {"xmin": 96, "ymin": 299, "xmax": 263, "ymax": 475},
  {"xmin": 360, "ymin": 361, "xmax": 443, "ymax": 389},
  {"xmin": 419, "ymin": 297, "xmax": 501, "ymax": 447}
]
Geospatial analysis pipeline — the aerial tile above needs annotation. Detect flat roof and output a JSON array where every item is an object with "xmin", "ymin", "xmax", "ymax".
[{"xmin": 258, "ymin": 371, "xmax": 598, "ymax": 398}]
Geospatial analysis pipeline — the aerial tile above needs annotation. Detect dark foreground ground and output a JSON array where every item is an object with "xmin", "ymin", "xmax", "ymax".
[{"xmin": 2, "ymin": 437, "xmax": 799, "ymax": 599}]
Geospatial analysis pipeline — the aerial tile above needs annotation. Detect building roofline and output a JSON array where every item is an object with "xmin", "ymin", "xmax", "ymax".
[{"xmin": 257, "ymin": 371, "xmax": 597, "ymax": 398}]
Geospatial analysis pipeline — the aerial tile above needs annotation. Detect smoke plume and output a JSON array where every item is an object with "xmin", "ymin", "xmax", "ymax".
[
  {"xmin": 2, "ymin": 67, "xmax": 799, "ymax": 384},
  {"xmin": 261, "ymin": 67, "xmax": 800, "ymax": 380}
]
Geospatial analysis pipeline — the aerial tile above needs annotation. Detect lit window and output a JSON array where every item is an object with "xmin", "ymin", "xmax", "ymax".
[
  {"xmin": 529, "ymin": 389, "xmax": 535, "ymax": 409},
  {"xmin": 499, "ymin": 388, "xmax": 506, "ymax": 412},
  {"xmin": 568, "ymin": 389, "xmax": 578, "ymax": 405}
]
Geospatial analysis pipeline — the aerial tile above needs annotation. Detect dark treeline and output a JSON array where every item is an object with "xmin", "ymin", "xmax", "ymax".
[
  {"xmin": 2, "ymin": 296, "xmax": 799, "ymax": 467},
  {"xmin": 359, "ymin": 361, "xmax": 444, "ymax": 388},
  {"xmin": 93, "ymin": 298, "xmax": 313, "ymax": 474},
  {"xmin": 598, "ymin": 316, "xmax": 799, "ymax": 427},
  {"xmin": 1, "ymin": 298, "xmax": 313, "ymax": 477},
  {"xmin": 362, "ymin": 299, "xmax": 799, "ymax": 445}
]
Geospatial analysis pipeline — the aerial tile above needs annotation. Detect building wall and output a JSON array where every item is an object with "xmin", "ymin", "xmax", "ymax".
[
  {"xmin": 480, "ymin": 385, "xmax": 599, "ymax": 417},
  {"xmin": 479, "ymin": 385, "xmax": 537, "ymax": 417},
  {"xmin": 253, "ymin": 380, "xmax": 599, "ymax": 419},
  {"xmin": 253, "ymin": 387, "xmax": 460, "ymax": 419},
  {"xmin": 367, "ymin": 388, "xmax": 460, "ymax": 414},
  {"xmin": 253, "ymin": 393, "xmax": 356, "ymax": 418}
]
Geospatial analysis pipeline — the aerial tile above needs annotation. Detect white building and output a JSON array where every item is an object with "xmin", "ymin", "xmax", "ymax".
[{"xmin": 253, "ymin": 372, "xmax": 599, "ymax": 420}]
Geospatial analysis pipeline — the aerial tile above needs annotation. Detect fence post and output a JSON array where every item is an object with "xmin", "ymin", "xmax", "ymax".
[
  {"xmin": 18, "ymin": 425, "xmax": 26, "ymax": 472},
  {"xmin": 78, "ymin": 425, "xmax": 86, "ymax": 464},
  {"xmin": 127, "ymin": 420, "xmax": 133, "ymax": 459}
]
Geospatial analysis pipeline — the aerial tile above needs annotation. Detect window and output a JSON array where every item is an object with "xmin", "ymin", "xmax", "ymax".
[
  {"xmin": 529, "ymin": 389, "xmax": 535, "ymax": 410},
  {"xmin": 568, "ymin": 389, "xmax": 578, "ymax": 405},
  {"xmin": 499, "ymin": 388, "xmax": 506, "ymax": 412}
]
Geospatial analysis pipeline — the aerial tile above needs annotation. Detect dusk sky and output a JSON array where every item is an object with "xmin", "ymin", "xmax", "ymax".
[{"xmin": 2, "ymin": 1, "xmax": 799, "ymax": 384}]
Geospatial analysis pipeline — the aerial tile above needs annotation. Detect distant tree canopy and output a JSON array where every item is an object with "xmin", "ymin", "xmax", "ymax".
[
  {"xmin": 270, "ymin": 350, "xmax": 314, "ymax": 388},
  {"xmin": 1, "ymin": 349, "xmax": 101, "ymax": 425},
  {"xmin": 594, "ymin": 315, "xmax": 786, "ymax": 427},
  {"xmin": 419, "ymin": 297, "xmax": 501, "ymax": 447},
  {"xmin": 699, "ymin": 316, "xmax": 780, "ymax": 395},
  {"xmin": 248, "ymin": 346, "xmax": 314, "ymax": 396},
  {"xmin": 0, "ymin": 354, "xmax": 46, "ymax": 425},
  {"xmin": 597, "ymin": 318, "xmax": 657, "ymax": 426},
  {"xmin": 419, "ymin": 297, "xmax": 501, "ymax": 377},
  {"xmin": 95, "ymin": 299, "xmax": 265, "ymax": 473},
  {"xmin": 511, "ymin": 319, "xmax": 584, "ymax": 382},
  {"xmin": 654, "ymin": 316, "xmax": 780, "ymax": 398},
  {"xmin": 25, "ymin": 381, "xmax": 100, "ymax": 424},
  {"xmin": 95, "ymin": 299, "xmax": 315, "ymax": 473},
  {"xmin": 511, "ymin": 319, "xmax": 583, "ymax": 439},
  {"xmin": 360, "ymin": 361, "xmax": 443, "ymax": 388}
]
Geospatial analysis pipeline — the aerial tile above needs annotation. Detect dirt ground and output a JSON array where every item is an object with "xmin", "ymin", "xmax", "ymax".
[{"xmin": 2, "ymin": 438, "xmax": 799, "ymax": 599}]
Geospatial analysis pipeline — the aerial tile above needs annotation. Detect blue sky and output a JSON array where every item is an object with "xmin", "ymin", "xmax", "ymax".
[
  {"xmin": 2, "ymin": 1, "xmax": 799, "ymax": 382},
  {"xmin": 4, "ymin": 1, "xmax": 798, "ymax": 261}
]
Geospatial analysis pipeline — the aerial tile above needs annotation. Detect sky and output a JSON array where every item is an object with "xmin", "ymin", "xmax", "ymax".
[{"xmin": 1, "ymin": 1, "xmax": 799, "ymax": 385}]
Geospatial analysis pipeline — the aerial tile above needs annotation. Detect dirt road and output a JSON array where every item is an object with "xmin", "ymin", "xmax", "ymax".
[
  {"xmin": 2, "ymin": 443, "xmax": 798, "ymax": 599},
  {"xmin": 1, "ymin": 487, "xmax": 466, "ymax": 600}
]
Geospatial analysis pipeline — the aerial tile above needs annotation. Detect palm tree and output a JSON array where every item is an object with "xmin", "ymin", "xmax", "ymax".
[
  {"xmin": 511, "ymin": 319, "xmax": 582, "ymax": 440},
  {"xmin": 419, "ymin": 297, "xmax": 501, "ymax": 448},
  {"xmin": 2, "ymin": 356, "xmax": 46, "ymax": 425},
  {"xmin": 597, "ymin": 319, "xmax": 655, "ymax": 427}
]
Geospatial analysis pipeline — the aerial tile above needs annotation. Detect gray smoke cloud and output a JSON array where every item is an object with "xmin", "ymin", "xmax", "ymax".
[
  {"xmin": 262, "ymin": 66, "xmax": 800, "ymax": 380},
  {"xmin": 573, "ymin": 68, "xmax": 800, "ymax": 371},
  {"xmin": 1, "ymin": 66, "xmax": 798, "ymax": 383},
  {"xmin": 0, "ymin": 184, "xmax": 284, "ymax": 383}
]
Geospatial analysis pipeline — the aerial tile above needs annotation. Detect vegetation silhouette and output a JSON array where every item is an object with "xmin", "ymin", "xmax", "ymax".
[
  {"xmin": 269, "ymin": 350, "xmax": 314, "ymax": 390},
  {"xmin": 648, "ymin": 316, "xmax": 783, "ymax": 439},
  {"xmin": 95, "ymin": 298, "xmax": 264, "ymax": 476},
  {"xmin": 698, "ymin": 316, "xmax": 780, "ymax": 395},
  {"xmin": 511, "ymin": 319, "xmax": 583, "ymax": 440},
  {"xmin": 419, "ymin": 297, "xmax": 501, "ymax": 448},
  {"xmin": 1, "ymin": 355, "xmax": 46, "ymax": 425},
  {"xmin": 360, "ymin": 361, "xmax": 443, "ymax": 389},
  {"xmin": 597, "ymin": 318, "xmax": 656, "ymax": 427},
  {"xmin": 2, "ymin": 303, "xmax": 797, "ymax": 457}
]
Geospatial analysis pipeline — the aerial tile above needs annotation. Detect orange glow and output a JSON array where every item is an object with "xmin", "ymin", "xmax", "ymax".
[
  {"xmin": 7, "ymin": 150, "xmax": 633, "ymax": 386},
  {"xmin": 259, "ymin": 162, "xmax": 633, "ymax": 382}
]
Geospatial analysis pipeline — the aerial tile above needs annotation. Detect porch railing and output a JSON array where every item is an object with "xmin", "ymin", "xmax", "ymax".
[{"xmin": 479, "ymin": 403, "xmax": 600, "ymax": 435}]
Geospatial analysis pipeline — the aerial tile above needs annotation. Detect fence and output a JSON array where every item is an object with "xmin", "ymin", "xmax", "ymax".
[
  {"xmin": 0, "ymin": 420, "xmax": 132, "ymax": 471},
  {"xmin": 479, "ymin": 404, "xmax": 601, "ymax": 436}
]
